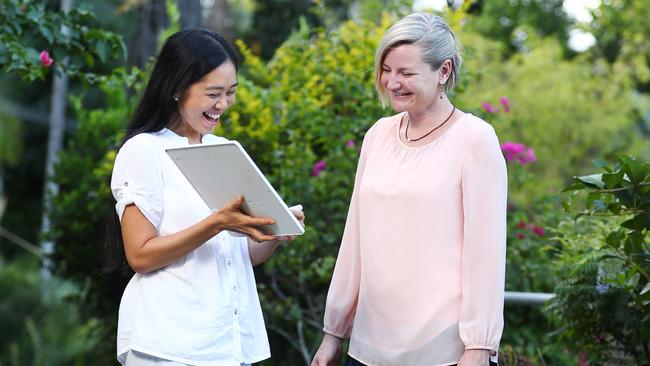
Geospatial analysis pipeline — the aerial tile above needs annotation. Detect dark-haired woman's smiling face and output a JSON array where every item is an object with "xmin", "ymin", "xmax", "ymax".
[{"xmin": 173, "ymin": 61, "xmax": 237, "ymax": 143}]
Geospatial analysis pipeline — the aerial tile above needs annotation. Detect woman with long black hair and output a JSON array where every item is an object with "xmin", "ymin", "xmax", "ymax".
[{"xmin": 106, "ymin": 29, "xmax": 303, "ymax": 366}]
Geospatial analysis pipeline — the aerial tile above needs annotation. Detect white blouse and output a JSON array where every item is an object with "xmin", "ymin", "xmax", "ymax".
[{"xmin": 111, "ymin": 128, "xmax": 270, "ymax": 366}]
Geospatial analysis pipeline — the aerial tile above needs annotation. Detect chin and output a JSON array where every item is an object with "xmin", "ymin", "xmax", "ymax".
[{"xmin": 390, "ymin": 103, "xmax": 408, "ymax": 113}]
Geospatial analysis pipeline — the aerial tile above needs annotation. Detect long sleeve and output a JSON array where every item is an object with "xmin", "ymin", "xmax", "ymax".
[
  {"xmin": 322, "ymin": 124, "xmax": 379, "ymax": 339},
  {"xmin": 459, "ymin": 125, "xmax": 507, "ymax": 351}
]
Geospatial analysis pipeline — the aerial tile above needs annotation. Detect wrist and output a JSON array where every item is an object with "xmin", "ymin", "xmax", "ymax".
[
  {"xmin": 464, "ymin": 349, "xmax": 490, "ymax": 354},
  {"xmin": 208, "ymin": 211, "xmax": 226, "ymax": 234},
  {"xmin": 323, "ymin": 332, "xmax": 344, "ymax": 343}
]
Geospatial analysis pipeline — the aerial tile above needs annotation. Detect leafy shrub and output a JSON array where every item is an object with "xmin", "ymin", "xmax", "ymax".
[
  {"xmin": 46, "ymin": 68, "xmax": 144, "ymax": 363},
  {"xmin": 549, "ymin": 155, "xmax": 650, "ymax": 365},
  {"xmin": 0, "ymin": 0, "xmax": 125, "ymax": 82},
  {"xmin": 46, "ymin": 9, "xmax": 649, "ymax": 366},
  {"xmin": 0, "ymin": 256, "xmax": 99, "ymax": 365}
]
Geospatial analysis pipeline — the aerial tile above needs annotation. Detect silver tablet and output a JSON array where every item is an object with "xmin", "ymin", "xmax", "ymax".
[{"xmin": 166, "ymin": 141, "xmax": 304, "ymax": 236}]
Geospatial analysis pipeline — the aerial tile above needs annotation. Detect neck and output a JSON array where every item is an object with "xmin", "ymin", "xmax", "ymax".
[
  {"xmin": 168, "ymin": 119, "xmax": 202, "ymax": 144},
  {"xmin": 407, "ymin": 99, "xmax": 454, "ymax": 128}
]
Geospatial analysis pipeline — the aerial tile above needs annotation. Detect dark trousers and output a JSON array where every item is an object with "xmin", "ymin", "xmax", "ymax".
[{"xmin": 344, "ymin": 355, "xmax": 498, "ymax": 366}]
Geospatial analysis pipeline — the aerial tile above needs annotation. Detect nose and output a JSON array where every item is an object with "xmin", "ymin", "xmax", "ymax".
[
  {"xmin": 213, "ymin": 95, "xmax": 227, "ymax": 110},
  {"xmin": 385, "ymin": 73, "xmax": 401, "ymax": 90}
]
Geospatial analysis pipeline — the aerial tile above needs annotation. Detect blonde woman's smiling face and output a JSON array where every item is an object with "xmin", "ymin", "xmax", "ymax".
[
  {"xmin": 379, "ymin": 43, "xmax": 442, "ymax": 114},
  {"xmin": 173, "ymin": 61, "xmax": 238, "ymax": 143}
]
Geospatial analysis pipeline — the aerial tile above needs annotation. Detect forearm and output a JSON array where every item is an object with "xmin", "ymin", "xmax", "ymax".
[
  {"xmin": 247, "ymin": 238, "xmax": 280, "ymax": 266},
  {"xmin": 124, "ymin": 212, "xmax": 223, "ymax": 273}
]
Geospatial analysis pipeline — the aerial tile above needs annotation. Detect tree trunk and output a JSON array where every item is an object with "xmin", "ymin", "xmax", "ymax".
[
  {"xmin": 177, "ymin": 0, "xmax": 201, "ymax": 29},
  {"xmin": 203, "ymin": 0, "xmax": 235, "ymax": 42},
  {"xmin": 41, "ymin": 0, "xmax": 72, "ymax": 277},
  {"xmin": 129, "ymin": 0, "xmax": 168, "ymax": 68}
]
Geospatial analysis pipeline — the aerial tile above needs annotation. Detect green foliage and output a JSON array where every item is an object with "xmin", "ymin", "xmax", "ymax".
[
  {"xmin": 0, "ymin": 113, "xmax": 22, "ymax": 165},
  {"xmin": 46, "ymin": 67, "xmax": 144, "ymax": 364},
  {"xmin": 455, "ymin": 31, "xmax": 643, "ymax": 203},
  {"xmin": 498, "ymin": 165, "xmax": 576, "ymax": 364},
  {"xmin": 157, "ymin": 0, "xmax": 180, "ymax": 51},
  {"xmin": 462, "ymin": 0, "xmax": 571, "ymax": 54},
  {"xmin": 44, "ymin": 7, "xmax": 650, "ymax": 366},
  {"xmin": 549, "ymin": 155, "xmax": 650, "ymax": 364},
  {"xmin": 0, "ymin": 256, "xmax": 99, "ymax": 365},
  {"xmin": 589, "ymin": 0, "xmax": 650, "ymax": 88},
  {"xmin": 0, "ymin": 0, "xmax": 126, "ymax": 82}
]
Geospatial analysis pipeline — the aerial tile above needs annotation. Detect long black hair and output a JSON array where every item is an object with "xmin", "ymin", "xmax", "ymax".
[{"xmin": 104, "ymin": 29, "xmax": 240, "ymax": 274}]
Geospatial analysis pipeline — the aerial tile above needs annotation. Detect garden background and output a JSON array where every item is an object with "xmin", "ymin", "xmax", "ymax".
[{"xmin": 1, "ymin": 0, "xmax": 649, "ymax": 365}]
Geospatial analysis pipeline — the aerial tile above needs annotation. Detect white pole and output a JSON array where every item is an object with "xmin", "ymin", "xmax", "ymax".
[{"xmin": 41, "ymin": 0, "xmax": 72, "ymax": 278}]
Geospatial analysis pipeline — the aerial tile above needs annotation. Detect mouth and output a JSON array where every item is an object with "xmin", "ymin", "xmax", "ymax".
[
  {"xmin": 202, "ymin": 112, "xmax": 220, "ymax": 124},
  {"xmin": 392, "ymin": 91, "xmax": 412, "ymax": 98}
]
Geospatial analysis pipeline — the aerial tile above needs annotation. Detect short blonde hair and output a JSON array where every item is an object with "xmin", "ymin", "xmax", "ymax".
[{"xmin": 374, "ymin": 13, "xmax": 463, "ymax": 107}]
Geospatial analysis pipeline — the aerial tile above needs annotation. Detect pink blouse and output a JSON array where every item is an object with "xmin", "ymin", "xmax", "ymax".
[{"xmin": 323, "ymin": 112, "xmax": 507, "ymax": 366}]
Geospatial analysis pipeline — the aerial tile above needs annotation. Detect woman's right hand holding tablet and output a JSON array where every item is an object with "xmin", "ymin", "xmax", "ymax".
[{"xmin": 211, "ymin": 195, "xmax": 276, "ymax": 243}]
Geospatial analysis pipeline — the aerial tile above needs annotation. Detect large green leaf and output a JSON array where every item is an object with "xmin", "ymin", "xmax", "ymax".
[{"xmin": 574, "ymin": 174, "xmax": 605, "ymax": 189}]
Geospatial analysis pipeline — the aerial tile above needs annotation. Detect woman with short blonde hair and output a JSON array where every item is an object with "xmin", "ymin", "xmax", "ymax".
[{"xmin": 312, "ymin": 13, "xmax": 506, "ymax": 366}]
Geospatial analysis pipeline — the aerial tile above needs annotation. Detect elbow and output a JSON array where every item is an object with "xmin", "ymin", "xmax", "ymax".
[
  {"xmin": 249, "ymin": 256, "xmax": 265, "ymax": 267},
  {"xmin": 126, "ymin": 254, "xmax": 157, "ymax": 274}
]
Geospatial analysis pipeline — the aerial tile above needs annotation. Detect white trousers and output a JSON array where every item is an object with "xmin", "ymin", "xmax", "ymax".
[{"xmin": 125, "ymin": 350, "xmax": 250, "ymax": 366}]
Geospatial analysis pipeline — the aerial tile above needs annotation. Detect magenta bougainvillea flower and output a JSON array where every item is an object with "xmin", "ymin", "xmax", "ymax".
[
  {"xmin": 516, "ymin": 220, "xmax": 526, "ymax": 228},
  {"xmin": 522, "ymin": 148, "xmax": 536, "ymax": 163},
  {"xmin": 516, "ymin": 233, "xmax": 525, "ymax": 239},
  {"xmin": 499, "ymin": 96, "xmax": 511, "ymax": 113},
  {"xmin": 500, "ymin": 141, "xmax": 525, "ymax": 159},
  {"xmin": 39, "ymin": 51, "xmax": 54, "ymax": 67},
  {"xmin": 346, "ymin": 140, "xmax": 356, "ymax": 148},
  {"xmin": 482, "ymin": 101, "xmax": 499, "ymax": 114},
  {"xmin": 312, "ymin": 160, "xmax": 326, "ymax": 177},
  {"xmin": 500, "ymin": 141, "xmax": 536, "ymax": 164},
  {"xmin": 533, "ymin": 226, "xmax": 545, "ymax": 237}
]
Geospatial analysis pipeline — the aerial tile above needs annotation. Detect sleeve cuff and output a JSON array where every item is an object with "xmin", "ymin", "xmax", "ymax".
[
  {"xmin": 114, "ymin": 188, "xmax": 162, "ymax": 228},
  {"xmin": 322, "ymin": 327, "xmax": 347, "ymax": 340},
  {"xmin": 464, "ymin": 345, "xmax": 498, "ymax": 353}
]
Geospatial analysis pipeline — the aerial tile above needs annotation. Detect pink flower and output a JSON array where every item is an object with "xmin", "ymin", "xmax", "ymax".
[
  {"xmin": 499, "ymin": 96, "xmax": 511, "ymax": 113},
  {"xmin": 346, "ymin": 140, "xmax": 356, "ymax": 148},
  {"xmin": 533, "ymin": 226, "xmax": 545, "ymax": 237},
  {"xmin": 516, "ymin": 233, "xmax": 525, "ymax": 239},
  {"xmin": 39, "ymin": 51, "xmax": 54, "ymax": 67},
  {"xmin": 516, "ymin": 220, "xmax": 526, "ymax": 228},
  {"xmin": 523, "ymin": 148, "xmax": 536, "ymax": 163},
  {"xmin": 500, "ymin": 141, "xmax": 525, "ymax": 161},
  {"xmin": 501, "ymin": 141, "xmax": 537, "ymax": 165},
  {"xmin": 312, "ymin": 160, "xmax": 326, "ymax": 177},
  {"xmin": 482, "ymin": 101, "xmax": 499, "ymax": 114}
]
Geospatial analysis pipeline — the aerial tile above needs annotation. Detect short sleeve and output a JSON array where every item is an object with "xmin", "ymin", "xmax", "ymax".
[{"xmin": 111, "ymin": 136, "xmax": 164, "ymax": 228}]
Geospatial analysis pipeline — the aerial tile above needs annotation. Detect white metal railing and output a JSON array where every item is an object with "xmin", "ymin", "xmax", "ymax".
[
  {"xmin": 1, "ymin": 225, "xmax": 558, "ymax": 306},
  {"xmin": 0, "ymin": 226, "xmax": 44, "ymax": 257},
  {"xmin": 505, "ymin": 291, "xmax": 555, "ymax": 305}
]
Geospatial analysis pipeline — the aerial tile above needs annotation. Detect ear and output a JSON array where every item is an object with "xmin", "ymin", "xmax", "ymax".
[{"xmin": 439, "ymin": 59, "xmax": 453, "ymax": 84}]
